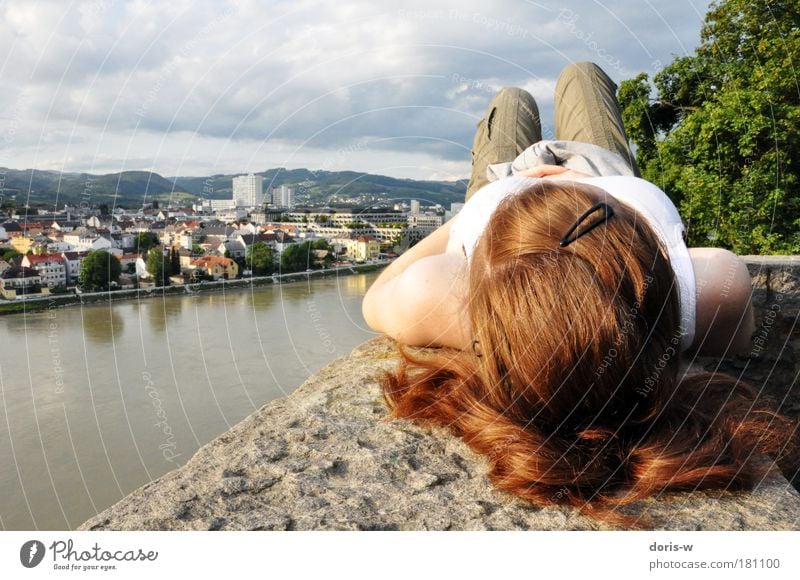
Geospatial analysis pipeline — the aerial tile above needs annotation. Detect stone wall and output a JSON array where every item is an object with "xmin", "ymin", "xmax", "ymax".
[
  {"xmin": 79, "ymin": 256, "xmax": 800, "ymax": 531},
  {"xmin": 687, "ymin": 257, "xmax": 799, "ymax": 485}
]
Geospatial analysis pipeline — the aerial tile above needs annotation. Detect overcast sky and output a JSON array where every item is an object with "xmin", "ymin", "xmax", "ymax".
[{"xmin": 0, "ymin": 0, "xmax": 712, "ymax": 181}]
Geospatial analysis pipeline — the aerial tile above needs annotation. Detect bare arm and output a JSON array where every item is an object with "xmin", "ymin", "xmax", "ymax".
[
  {"xmin": 362, "ymin": 219, "xmax": 471, "ymax": 349},
  {"xmin": 688, "ymin": 248, "xmax": 755, "ymax": 357}
]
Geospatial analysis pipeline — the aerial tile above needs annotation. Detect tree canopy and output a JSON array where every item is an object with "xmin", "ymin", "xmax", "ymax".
[
  {"xmin": 246, "ymin": 242, "xmax": 275, "ymax": 276},
  {"xmin": 78, "ymin": 250, "xmax": 122, "ymax": 292},
  {"xmin": 280, "ymin": 242, "xmax": 314, "ymax": 273},
  {"xmin": 618, "ymin": 0, "xmax": 799, "ymax": 253},
  {"xmin": 133, "ymin": 232, "xmax": 160, "ymax": 254},
  {"xmin": 146, "ymin": 247, "xmax": 173, "ymax": 286}
]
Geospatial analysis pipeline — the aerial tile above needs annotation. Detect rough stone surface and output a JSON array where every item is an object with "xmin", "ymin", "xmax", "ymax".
[
  {"xmin": 80, "ymin": 333, "xmax": 800, "ymax": 531},
  {"xmin": 687, "ymin": 257, "xmax": 800, "ymax": 487}
]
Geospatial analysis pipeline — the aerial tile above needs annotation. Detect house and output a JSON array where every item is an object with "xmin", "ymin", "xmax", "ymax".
[
  {"xmin": 63, "ymin": 228, "xmax": 116, "ymax": 252},
  {"xmin": 189, "ymin": 256, "xmax": 238, "ymax": 280},
  {"xmin": 219, "ymin": 239, "xmax": 246, "ymax": 259},
  {"xmin": 236, "ymin": 232, "xmax": 274, "ymax": 250},
  {"xmin": 1, "ymin": 222, "xmax": 22, "ymax": 238},
  {"xmin": 10, "ymin": 236, "xmax": 35, "ymax": 254},
  {"xmin": 199, "ymin": 225, "xmax": 237, "ymax": 242},
  {"xmin": 178, "ymin": 248, "xmax": 194, "ymax": 268},
  {"xmin": 1, "ymin": 221, "xmax": 22, "ymax": 237},
  {"xmin": 117, "ymin": 253, "xmax": 142, "ymax": 274},
  {"xmin": 51, "ymin": 220, "xmax": 81, "ymax": 232},
  {"xmin": 333, "ymin": 235, "xmax": 380, "ymax": 262},
  {"xmin": 234, "ymin": 222, "xmax": 257, "ymax": 236},
  {"xmin": 354, "ymin": 235, "xmax": 380, "ymax": 261},
  {"xmin": 272, "ymin": 230, "xmax": 296, "ymax": 256},
  {"xmin": 86, "ymin": 215, "xmax": 113, "ymax": 229},
  {"xmin": 21, "ymin": 253, "xmax": 68, "ymax": 288},
  {"xmin": 0, "ymin": 266, "xmax": 50, "ymax": 299},
  {"xmin": 61, "ymin": 250, "xmax": 90, "ymax": 285}
]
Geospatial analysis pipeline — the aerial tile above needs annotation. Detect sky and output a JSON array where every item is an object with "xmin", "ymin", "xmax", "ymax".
[{"xmin": 0, "ymin": 0, "xmax": 713, "ymax": 181}]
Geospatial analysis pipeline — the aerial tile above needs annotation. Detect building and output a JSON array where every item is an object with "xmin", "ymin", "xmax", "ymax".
[
  {"xmin": 407, "ymin": 213, "xmax": 443, "ymax": 231},
  {"xmin": 333, "ymin": 235, "xmax": 380, "ymax": 262},
  {"xmin": 117, "ymin": 253, "xmax": 142, "ymax": 274},
  {"xmin": 219, "ymin": 239, "xmax": 246, "ymax": 259},
  {"xmin": 354, "ymin": 235, "xmax": 380, "ymax": 262},
  {"xmin": 21, "ymin": 254, "xmax": 67, "ymax": 288},
  {"xmin": 61, "ymin": 250, "xmax": 90, "ymax": 285},
  {"xmin": 0, "ymin": 267, "xmax": 50, "ymax": 299},
  {"xmin": 409, "ymin": 200, "xmax": 420, "ymax": 215},
  {"xmin": 189, "ymin": 256, "xmax": 239, "ymax": 280},
  {"xmin": 232, "ymin": 174, "xmax": 264, "ymax": 208},
  {"xmin": 282, "ymin": 208, "xmax": 404, "ymax": 226},
  {"xmin": 275, "ymin": 185, "xmax": 294, "ymax": 209}
]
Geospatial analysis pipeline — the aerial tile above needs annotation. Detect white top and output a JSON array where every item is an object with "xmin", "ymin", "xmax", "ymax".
[{"xmin": 448, "ymin": 175, "xmax": 696, "ymax": 352}]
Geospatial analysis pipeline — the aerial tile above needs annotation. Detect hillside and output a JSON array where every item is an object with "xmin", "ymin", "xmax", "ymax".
[
  {"xmin": 0, "ymin": 168, "xmax": 194, "ymax": 207},
  {"xmin": 171, "ymin": 168, "xmax": 467, "ymax": 208},
  {"xmin": 0, "ymin": 167, "xmax": 467, "ymax": 209}
]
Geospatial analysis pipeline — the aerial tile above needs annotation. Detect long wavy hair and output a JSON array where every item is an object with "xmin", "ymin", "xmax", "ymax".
[{"xmin": 381, "ymin": 180, "xmax": 796, "ymax": 527}]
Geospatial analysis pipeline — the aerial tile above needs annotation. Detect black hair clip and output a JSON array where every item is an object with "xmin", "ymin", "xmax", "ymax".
[
  {"xmin": 559, "ymin": 202, "xmax": 615, "ymax": 247},
  {"xmin": 472, "ymin": 339, "xmax": 483, "ymax": 358}
]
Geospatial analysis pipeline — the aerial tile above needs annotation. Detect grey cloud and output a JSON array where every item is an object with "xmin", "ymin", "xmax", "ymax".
[{"xmin": 1, "ymin": 0, "xmax": 712, "ymax": 178}]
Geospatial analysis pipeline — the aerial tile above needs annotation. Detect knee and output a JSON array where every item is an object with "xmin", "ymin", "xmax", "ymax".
[
  {"xmin": 491, "ymin": 86, "xmax": 530, "ymax": 101},
  {"xmin": 557, "ymin": 61, "xmax": 605, "ymax": 83},
  {"xmin": 490, "ymin": 86, "xmax": 538, "ymax": 110},
  {"xmin": 556, "ymin": 61, "xmax": 615, "ymax": 92}
]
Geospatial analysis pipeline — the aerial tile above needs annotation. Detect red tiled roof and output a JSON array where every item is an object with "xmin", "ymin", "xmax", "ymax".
[
  {"xmin": 190, "ymin": 256, "xmax": 235, "ymax": 268},
  {"xmin": 23, "ymin": 253, "xmax": 65, "ymax": 264}
]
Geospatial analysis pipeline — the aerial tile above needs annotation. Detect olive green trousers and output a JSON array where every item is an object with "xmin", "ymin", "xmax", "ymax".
[{"xmin": 465, "ymin": 62, "xmax": 640, "ymax": 200}]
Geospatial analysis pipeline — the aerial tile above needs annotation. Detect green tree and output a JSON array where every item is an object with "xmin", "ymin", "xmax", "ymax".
[
  {"xmin": 98, "ymin": 203, "xmax": 110, "ymax": 216},
  {"xmin": 246, "ymin": 242, "xmax": 275, "ymax": 276},
  {"xmin": 618, "ymin": 0, "xmax": 800, "ymax": 253},
  {"xmin": 78, "ymin": 250, "xmax": 122, "ymax": 292},
  {"xmin": 133, "ymin": 232, "xmax": 160, "ymax": 254},
  {"xmin": 280, "ymin": 241, "xmax": 314, "ymax": 272},
  {"xmin": 170, "ymin": 247, "xmax": 180, "ymax": 275},
  {"xmin": 1, "ymin": 248, "xmax": 21, "ymax": 262},
  {"xmin": 146, "ymin": 247, "xmax": 170, "ymax": 287}
]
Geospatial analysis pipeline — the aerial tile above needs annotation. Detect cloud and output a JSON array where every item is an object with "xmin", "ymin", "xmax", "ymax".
[{"xmin": 0, "ymin": 0, "xmax": 711, "ymax": 180}]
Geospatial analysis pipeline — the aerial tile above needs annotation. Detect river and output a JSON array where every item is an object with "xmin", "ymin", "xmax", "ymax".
[{"xmin": 0, "ymin": 272, "xmax": 380, "ymax": 530}]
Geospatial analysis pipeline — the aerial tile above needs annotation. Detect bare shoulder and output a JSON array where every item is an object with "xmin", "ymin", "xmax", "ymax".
[
  {"xmin": 687, "ymin": 248, "xmax": 755, "ymax": 355},
  {"xmin": 364, "ymin": 253, "xmax": 471, "ymax": 349}
]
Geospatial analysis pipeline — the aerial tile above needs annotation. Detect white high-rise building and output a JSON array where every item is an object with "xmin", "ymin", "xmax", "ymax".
[
  {"xmin": 276, "ymin": 185, "xmax": 295, "ymax": 208},
  {"xmin": 409, "ymin": 200, "xmax": 420, "ymax": 215},
  {"xmin": 232, "ymin": 174, "xmax": 264, "ymax": 208}
]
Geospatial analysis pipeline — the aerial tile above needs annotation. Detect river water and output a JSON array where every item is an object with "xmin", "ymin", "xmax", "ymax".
[{"xmin": 0, "ymin": 272, "xmax": 380, "ymax": 530}]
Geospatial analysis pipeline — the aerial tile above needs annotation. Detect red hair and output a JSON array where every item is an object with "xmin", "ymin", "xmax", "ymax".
[{"xmin": 381, "ymin": 180, "xmax": 796, "ymax": 527}]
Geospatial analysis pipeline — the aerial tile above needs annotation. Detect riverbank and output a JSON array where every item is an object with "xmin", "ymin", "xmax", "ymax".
[{"xmin": 0, "ymin": 261, "xmax": 387, "ymax": 316}]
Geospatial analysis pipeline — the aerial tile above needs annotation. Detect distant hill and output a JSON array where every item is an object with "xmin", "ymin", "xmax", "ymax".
[
  {"xmin": 0, "ymin": 168, "xmax": 194, "ymax": 208},
  {"xmin": 1, "ymin": 167, "xmax": 467, "ymax": 209},
  {"xmin": 171, "ymin": 168, "xmax": 467, "ymax": 208}
]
